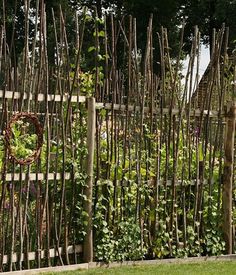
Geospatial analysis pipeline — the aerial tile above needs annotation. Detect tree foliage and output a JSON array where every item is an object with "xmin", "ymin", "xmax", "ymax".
[
  {"xmin": 2, "ymin": 0, "xmax": 236, "ymax": 62},
  {"xmin": 182, "ymin": 0, "xmax": 236, "ymax": 53}
]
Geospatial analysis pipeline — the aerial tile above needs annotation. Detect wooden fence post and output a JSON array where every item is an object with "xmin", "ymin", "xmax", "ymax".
[
  {"xmin": 84, "ymin": 97, "xmax": 96, "ymax": 262},
  {"xmin": 222, "ymin": 102, "xmax": 236, "ymax": 254}
]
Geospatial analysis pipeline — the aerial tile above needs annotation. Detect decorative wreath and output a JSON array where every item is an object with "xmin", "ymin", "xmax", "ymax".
[{"xmin": 4, "ymin": 112, "xmax": 43, "ymax": 165}]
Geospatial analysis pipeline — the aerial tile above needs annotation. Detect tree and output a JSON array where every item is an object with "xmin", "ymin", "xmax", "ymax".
[
  {"xmin": 0, "ymin": 0, "xmax": 33, "ymax": 65},
  {"xmin": 44, "ymin": 0, "xmax": 78, "ymax": 64},
  {"xmin": 4, "ymin": 0, "xmax": 236, "ymax": 66},
  {"xmin": 182, "ymin": 0, "xmax": 236, "ymax": 54},
  {"xmin": 122, "ymin": 0, "xmax": 183, "ymax": 64},
  {"xmin": 215, "ymin": 0, "xmax": 236, "ymax": 52}
]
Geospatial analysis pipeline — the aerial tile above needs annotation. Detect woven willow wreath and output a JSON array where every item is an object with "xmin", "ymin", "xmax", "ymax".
[{"xmin": 5, "ymin": 112, "xmax": 43, "ymax": 165}]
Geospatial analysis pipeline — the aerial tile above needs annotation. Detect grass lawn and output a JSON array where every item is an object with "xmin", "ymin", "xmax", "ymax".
[{"xmin": 43, "ymin": 260, "xmax": 236, "ymax": 275}]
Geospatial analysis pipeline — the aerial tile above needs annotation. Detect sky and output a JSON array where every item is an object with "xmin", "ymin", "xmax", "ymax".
[
  {"xmin": 198, "ymin": 45, "xmax": 210, "ymax": 77},
  {"xmin": 182, "ymin": 44, "xmax": 210, "ymax": 79},
  {"xmin": 181, "ymin": 44, "xmax": 210, "ymax": 91}
]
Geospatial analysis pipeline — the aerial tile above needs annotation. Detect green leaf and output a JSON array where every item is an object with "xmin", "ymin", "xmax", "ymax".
[
  {"xmin": 100, "ymin": 109, "xmax": 106, "ymax": 119},
  {"xmin": 88, "ymin": 46, "xmax": 96, "ymax": 52},
  {"xmin": 98, "ymin": 30, "xmax": 105, "ymax": 37},
  {"xmin": 199, "ymin": 143, "xmax": 203, "ymax": 161}
]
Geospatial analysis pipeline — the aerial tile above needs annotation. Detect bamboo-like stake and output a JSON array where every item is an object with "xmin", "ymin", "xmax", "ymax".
[
  {"xmin": 0, "ymin": 0, "xmax": 7, "ymax": 131},
  {"xmin": 83, "ymin": 97, "xmax": 96, "ymax": 262},
  {"xmin": 54, "ymin": 110, "xmax": 64, "ymax": 265},
  {"xmin": 94, "ymin": 8, "xmax": 100, "ymax": 101},
  {"xmin": 19, "ymin": 0, "xmax": 30, "ymax": 112},
  {"xmin": 120, "ymin": 15, "xmax": 132, "ymax": 220},
  {"xmin": 9, "ymin": 166, "xmax": 15, "ymax": 271},
  {"xmin": 64, "ymin": 8, "xmax": 87, "ymax": 130},
  {"xmin": 17, "ymin": 165, "xmax": 23, "ymax": 270},
  {"xmin": 110, "ymin": 14, "xmax": 117, "ymax": 224},
  {"xmin": 68, "ymin": 108, "xmax": 77, "ymax": 263},
  {"xmin": 41, "ymin": 3, "xmax": 51, "ymax": 266},
  {"xmin": 112, "ymin": 109, "xmax": 119, "ymax": 225},
  {"xmin": 0, "ymin": 27, "xmax": 3, "ymax": 72},
  {"xmin": 193, "ymin": 33, "xmax": 201, "ymax": 229},
  {"xmin": 35, "ymin": 160, "xmax": 42, "ymax": 268},
  {"xmin": 51, "ymin": 9, "xmax": 63, "ymax": 266},
  {"xmin": 222, "ymin": 103, "xmax": 236, "ymax": 254},
  {"xmin": 54, "ymin": 8, "xmax": 69, "ymax": 265},
  {"xmin": 23, "ymin": 168, "xmax": 30, "ymax": 269},
  {"xmin": 168, "ymin": 24, "xmax": 186, "ymax": 237},
  {"xmin": 104, "ymin": 15, "xmax": 109, "ymax": 102}
]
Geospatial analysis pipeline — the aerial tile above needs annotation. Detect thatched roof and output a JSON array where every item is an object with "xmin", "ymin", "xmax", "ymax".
[{"xmin": 191, "ymin": 54, "xmax": 235, "ymax": 110}]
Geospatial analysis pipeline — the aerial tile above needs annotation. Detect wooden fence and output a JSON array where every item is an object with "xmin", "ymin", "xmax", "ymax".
[
  {"xmin": 0, "ymin": 2, "xmax": 236, "ymax": 272},
  {"xmin": 0, "ymin": 91, "xmax": 234, "ymax": 271}
]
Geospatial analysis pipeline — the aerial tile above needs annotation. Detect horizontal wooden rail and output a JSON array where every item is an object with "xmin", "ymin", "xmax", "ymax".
[
  {"xmin": 1, "ymin": 172, "xmax": 71, "ymax": 181},
  {"xmin": 96, "ymin": 102, "xmax": 222, "ymax": 118},
  {"xmin": 82, "ymin": 178, "xmax": 210, "ymax": 187},
  {"xmin": 0, "ymin": 90, "xmax": 224, "ymax": 118},
  {"xmin": 0, "ymin": 90, "xmax": 86, "ymax": 103},
  {"xmin": 3, "ymin": 244, "xmax": 82, "ymax": 264},
  {"xmin": 1, "ymin": 173, "xmax": 212, "ymax": 185},
  {"xmin": 1, "ymin": 173, "xmax": 213, "ymax": 186}
]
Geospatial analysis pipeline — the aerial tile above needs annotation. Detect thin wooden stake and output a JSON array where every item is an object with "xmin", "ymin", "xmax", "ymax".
[
  {"xmin": 222, "ymin": 102, "xmax": 236, "ymax": 254},
  {"xmin": 84, "ymin": 97, "xmax": 96, "ymax": 262}
]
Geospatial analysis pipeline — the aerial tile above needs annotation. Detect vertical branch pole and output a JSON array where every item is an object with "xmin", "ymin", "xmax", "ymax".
[
  {"xmin": 84, "ymin": 97, "xmax": 96, "ymax": 262},
  {"xmin": 223, "ymin": 102, "xmax": 236, "ymax": 254}
]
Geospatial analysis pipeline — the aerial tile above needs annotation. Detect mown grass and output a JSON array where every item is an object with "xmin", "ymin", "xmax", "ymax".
[{"xmin": 43, "ymin": 260, "xmax": 236, "ymax": 275}]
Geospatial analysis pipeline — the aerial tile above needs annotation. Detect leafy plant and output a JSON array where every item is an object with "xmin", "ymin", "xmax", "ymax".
[
  {"xmin": 153, "ymin": 219, "xmax": 171, "ymax": 259},
  {"xmin": 115, "ymin": 218, "xmax": 145, "ymax": 261},
  {"xmin": 203, "ymin": 229, "xmax": 225, "ymax": 256},
  {"xmin": 10, "ymin": 120, "xmax": 38, "ymax": 160}
]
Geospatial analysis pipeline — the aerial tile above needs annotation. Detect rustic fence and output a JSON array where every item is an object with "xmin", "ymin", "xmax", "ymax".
[
  {"xmin": 0, "ymin": 94, "xmax": 234, "ymax": 271},
  {"xmin": 0, "ymin": 2, "xmax": 236, "ymax": 272}
]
